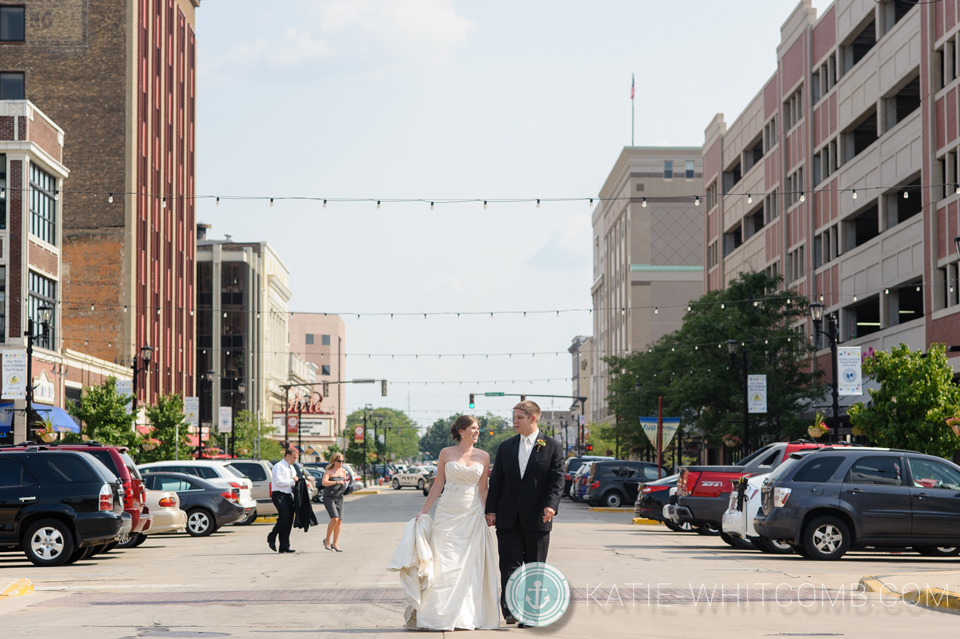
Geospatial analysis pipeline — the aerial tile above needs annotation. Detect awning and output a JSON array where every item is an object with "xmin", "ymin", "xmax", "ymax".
[{"xmin": 0, "ymin": 403, "xmax": 81, "ymax": 434}]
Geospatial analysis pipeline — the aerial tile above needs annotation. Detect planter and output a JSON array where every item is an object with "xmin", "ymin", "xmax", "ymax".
[
  {"xmin": 237, "ymin": 448, "xmax": 250, "ymax": 457},
  {"xmin": 952, "ymin": 423, "xmax": 960, "ymax": 438},
  {"xmin": 141, "ymin": 443, "xmax": 156, "ymax": 451},
  {"xmin": 40, "ymin": 432, "xmax": 58, "ymax": 443},
  {"xmin": 724, "ymin": 440, "xmax": 737, "ymax": 448},
  {"xmin": 807, "ymin": 427, "xmax": 824, "ymax": 439},
  {"xmin": 851, "ymin": 426, "xmax": 864, "ymax": 437}
]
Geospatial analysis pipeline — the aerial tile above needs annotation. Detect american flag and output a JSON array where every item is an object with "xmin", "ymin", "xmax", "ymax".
[{"xmin": 631, "ymin": 73, "xmax": 635, "ymax": 100}]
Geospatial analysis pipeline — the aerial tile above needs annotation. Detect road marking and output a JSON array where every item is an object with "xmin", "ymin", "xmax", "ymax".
[
  {"xmin": 35, "ymin": 584, "xmax": 203, "ymax": 591},
  {"xmin": 0, "ymin": 579, "xmax": 33, "ymax": 598}
]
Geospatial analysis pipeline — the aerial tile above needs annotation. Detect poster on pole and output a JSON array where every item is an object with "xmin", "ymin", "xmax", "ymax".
[
  {"xmin": 748, "ymin": 375, "xmax": 767, "ymax": 414},
  {"xmin": 639, "ymin": 417, "xmax": 681, "ymax": 449},
  {"xmin": 354, "ymin": 424, "xmax": 365, "ymax": 443},
  {"xmin": 116, "ymin": 379, "xmax": 133, "ymax": 415},
  {"xmin": 837, "ymin": 346, "xmax": 863, "ymax": 396},
  {"xmin": 2, "ymin": 351, "xmax": 27, "ymax": 400},
  {"xmin": 218, "ymin": 406, "xmax": 232, "ymax": 434},
  {"xmin": 184, "ymin": 397, "xmax": 199, "ymax": 430}
]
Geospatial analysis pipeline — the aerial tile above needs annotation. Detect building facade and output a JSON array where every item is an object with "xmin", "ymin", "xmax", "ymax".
[
  {"xmin": 703, "ymin": 0, "xmax": 960, "ymax": 409},
  {"xmin": 590, "ymin": 147, "xmax": 704, "ymax": 424},
  {"xmin": 2, "ymin": 0, "xmax": 200, "ymax": 407},
  {"xmin": 288, "ymin": 313, "xmax": 346, "ymax": 439}
]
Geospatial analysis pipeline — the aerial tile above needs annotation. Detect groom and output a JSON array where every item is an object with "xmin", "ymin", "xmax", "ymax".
[{"xmin": 485, "ymin": 400, "xmax": 565, "ymax": 625}]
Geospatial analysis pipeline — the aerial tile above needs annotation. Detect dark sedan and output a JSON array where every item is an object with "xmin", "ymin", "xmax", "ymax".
[
  {"xmin": 634, "ymin": 474, "xmax": 689, "ymax": 530},
  {"xmin": 141, "ymin": 472, "xmax": 243, "ymax": 536}
]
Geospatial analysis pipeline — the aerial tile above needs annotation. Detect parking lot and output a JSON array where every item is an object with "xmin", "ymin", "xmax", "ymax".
[{"xmin": 1, "ymin": 488, "xmax": 958, "ymax": 638}]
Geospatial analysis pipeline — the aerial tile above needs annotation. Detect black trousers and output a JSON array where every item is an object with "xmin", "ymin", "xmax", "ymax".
[
  {"xmin": 268, "ymin": 492, "xmax": 295, "ymax": 551},
  {"xmin": 496, "ymin": 520, "xmax": 550, "ymax": 616}
]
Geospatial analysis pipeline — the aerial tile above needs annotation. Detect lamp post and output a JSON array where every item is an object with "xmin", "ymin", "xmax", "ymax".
[
  {"xmin": 24, "ymin": 305, "xmax": 53, "ymax": 438},
  {"xmin": 381, "ymin": 420, "xmax": 391, "ymax": 478},
  {"xmin": 131, "ymin": 345, "xmax": 153, "ymax": 412},
  {"xmin": 229, "ymin": 380, "xmax": 245, "ymax": 458},
  {"xmin": 726, "ymin": 339, "xmax": 750, "ymax": 455},
  {"xmin": 809, "ymin": 301, "xmax": 841, "ymax": 443},
  {"xmin": 198, "ymin": 369, "xmax": 215, "ymax": 459}
]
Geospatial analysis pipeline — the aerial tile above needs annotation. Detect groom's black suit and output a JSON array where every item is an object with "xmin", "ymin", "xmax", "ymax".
[{"xmin": 485, "ymin": 432, "xmax": 564, "ymax": 618}]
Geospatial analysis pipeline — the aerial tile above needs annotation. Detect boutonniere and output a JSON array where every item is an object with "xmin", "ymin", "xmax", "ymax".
[{"xmin": 535, "ymin": 439, "xmax": 546, "ymax": 451}]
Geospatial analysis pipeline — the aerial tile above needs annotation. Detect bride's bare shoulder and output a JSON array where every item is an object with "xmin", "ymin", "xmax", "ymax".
[{"xmin": 475, "ymin": 449, "xmax": 490, "ymax": 463}]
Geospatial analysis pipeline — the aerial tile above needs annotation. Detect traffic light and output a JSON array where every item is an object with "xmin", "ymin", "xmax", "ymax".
[
  {"xmin": 488, "ymin": 430, "xmax": 494, "ymax": 436},
  {"xmin": 469, "ymin": 394, "xmax": 475, "ymax": 409},
  {"xmin": 585, "ymin": 444, "xmax": 594, "ymax": 452},
  {"xmin": 381, "ymin": 380, "xmax": 388, "ymax": 397}
]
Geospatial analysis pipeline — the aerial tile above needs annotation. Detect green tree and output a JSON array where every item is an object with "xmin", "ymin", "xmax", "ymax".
[
  {"xmin": 606, "ymin": 271, "xmax": 824, "ymax": 453},
  {"xmin": 230, "ymin": 411, "xmax": 287, "ymax": 461},
  {"xmin": 65, "ymin": 377, "xmax": 140, "ymax": 450},
  {"xmin": 848, "ymin": 343, "xmax": 960, "ymax": 458},
  {"xmin": 420, "ymin": 413, "xmax": 512, "ymax": 463},
  {"xmin": 140, "ymin": 394, "xmax": 192, "ymax": 463}
]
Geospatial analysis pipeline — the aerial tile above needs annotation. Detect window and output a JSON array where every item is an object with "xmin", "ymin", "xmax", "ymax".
[
  {"xmin": 707, "ymin": 242, "xmax": 719, "ymax": 269},
  {"xmin": 0, "ymin": 71, "xmax": 23, "ymax": 100},
  {"xmin": 764, "ymin": 190, "xmax": 779, "ymax": 223},
  {"xmin": 0, "ymin": 7, "xmax": 24, "ymax": 42},
  {"xmin": 844, "ymin": 203, "xmax": 879, "ymax": 250},
  {"xmin": 880, "ymin": 1, "xmax": 915, "ymax": 37},
  {"xmin": 742, "ymin": 135, "xmax": 764, "ymax": 173},
  {"xmin": 722, "ymin": 161, "xmax": 741, "ymax": 194},
  {"xmin": 305, "ymin": 334, "xmax": 314, "ymax": 345},
  {"xmin": 663, "ymin": 160, "xmax": 673, "ymax": 179},
  {"xmin": 0, "ymin": 458, "xmax": 30, "ymax": 487},
  {"xmin": 705, "ymin": 181, "xmax": 718, "ymax": 211},
  {"xmin": 723, "ymin": 224, "xmax": 743, "ymax": 257},
  {"xmin": 882, "ymin": 76, "xmax": 920, "ymax": 133},
  {"xmin": 321, "ymin": 365, "xmax": 331, "ymax": 376},
  {"xmin": 28, "ymin": 271, "xmax": 56, "ymax": 349},
  {"xmin": 842, "ymin": 19, "xmax": 876, "ymax": 75},
  {"xmin": 793, "ymin": 456, "xmax": 844, "ymax": 483},
  {"xmin": 847, "ymin": 456, "xmax": 902, "ymax": 486},
  {"xmin": 0, "ymin": 266, "xmax": 5, "ymax": 342},
  {"xmin": 321, "ymin": 334, "xmax": 331, "ymax": 346},
  {"xmin": 29, "ymin": 163, "xmax": 56, "ymax": 245},
  {"xmin": 785, "ymin": 167, "xmax": 804, "ymax": 207},
  {"xmin": 907, "ymin": 458, "xmax": 960, "ymax": 490},
  {"xmin": 230, "ymin": 462, "xmax": 268, "ymax": 482},
  {"xmin": 783, "ymin": 87, "xmax": 803, "ymax": 131},
  {"xmin": 0, "ymin": 153, "xmax": 6, "ymax": 229},
  {"xmin": 787, "ymin": 245, "xmax": 805, "ymax": 284},
  {"xmin": 893, "ymin": 281, "xmax": 923, "ymax": 325},
  {"xmin": 685, "ymin": 160, "xmax": 694, "ymax": 179},
  {"xmin": 764, "ymin": 116, "xmax": 778, "ymax": 152},
  {"xmin": 31, "ymin": 456, "xmax": 99, "ymax": 484}
]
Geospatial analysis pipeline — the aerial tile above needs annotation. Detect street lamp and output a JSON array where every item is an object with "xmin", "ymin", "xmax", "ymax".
[
  {"xmin": 131, "ymin": 344, "xmax": 153, "ymax": 411},
  {"xmin": 198, "ymin": 369, "xmax": 215, "ymax": 459},
  {"xmin": 809, "ymin": 302, "xmax": 841, "ymax": 443},
  {"xmin": 726, "ymin": 339, "xmax": 750, "ymax": 454},
  {"xmin": 229, "ymin": 380, "xmax": 246, "ymax": 459},
  {"xmin": 24, "ymin": 305, "xmax": 53, "ymax": 437}
]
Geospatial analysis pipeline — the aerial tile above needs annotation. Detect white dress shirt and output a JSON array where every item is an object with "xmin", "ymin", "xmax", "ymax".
[
  {"xmin": 518, "ymin": 429, "xmax": 541, "ymax": 479},
  {"xmin": 271, "ymin": 459, "xmax": 296, "ymax": 494}
]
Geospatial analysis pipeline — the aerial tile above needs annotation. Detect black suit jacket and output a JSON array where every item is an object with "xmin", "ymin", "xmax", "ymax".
[{"xmin": 485, "ymin": 433, "xmax": 564, "ymax": 532}]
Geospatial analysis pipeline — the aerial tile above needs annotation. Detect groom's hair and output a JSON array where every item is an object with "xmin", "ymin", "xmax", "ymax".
[
  {"xmin": 513, "ymin": 401, "xmax": 541, "ymax": 422},
  {"xmin": 450, "ymin": 415, "xmax": 479, "ymax": 441}
]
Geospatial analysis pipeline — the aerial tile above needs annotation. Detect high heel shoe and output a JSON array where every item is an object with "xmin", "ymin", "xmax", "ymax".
[
  {"xmin": 332, "ymin": 546, "xmax": 343, "ymax": 552},
  {"xmin": 323, "ymin": 540, "xmax": 333, "ymax": 551}
]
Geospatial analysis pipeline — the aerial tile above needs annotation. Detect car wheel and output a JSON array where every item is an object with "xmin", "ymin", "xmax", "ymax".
[
  {"xmin": 694, "ymin": 523, "xmax": 720, "ymax": 536},
  {"xmin": 665, "ymin": 521, "xmax": 694, "ymax": 533},
  {"xmin": 917, "ymin": 546, "xmax": 960, "ymax": 557},
  {"xmin": 802, "ymin": 516, "xmax": 850, "ymax": 560},
  {"xmin": 234, "ymin": 512, "xmax": 258, "ymax": 526},
  {"xmin": 789, "ymin": 543, "xmax": 810, "ymax": 558},
  {"xmin": 602, "ymin": 491, "xmax": 624, "ymax": 508},
  {"xmin": 393, "ymin": 479, "xmax": 401, "ymax": 490},
  {"xmin": 131, "ymin": 533, "xmax": 148, "ymax": 547},
  {"xmin": 751, "ymin": 537, "xmax": 794, "ymax": 554},
  {"xmin": 116, "ymin": 534, "xmax": 142, "ymax": 549},
  {"xmin": 186, "ymin": 508, "xmax": 215, "ymax": 537},
  {"xmin": 101, "ymin": 541, "xmax": 120, "ymax": 553},
  {"xmin": 64, "ymin": 544, "xmax": 93, "ymax": 565},
  {"xmin": 720, "ymin": 532, "xmax": 755, "ymax": 550},
  {"xmin": 417, "ymin": 479, "xmax": 425, "ymax": 490},
  {"xmin": 23, "ymin": 519, "xmax": 75, "ymax": 567}
]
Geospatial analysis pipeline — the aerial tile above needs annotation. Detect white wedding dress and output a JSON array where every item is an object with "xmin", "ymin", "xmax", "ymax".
[{"xmin": 391, "ymin": 461, "xmax": 500, "ymax": 631}]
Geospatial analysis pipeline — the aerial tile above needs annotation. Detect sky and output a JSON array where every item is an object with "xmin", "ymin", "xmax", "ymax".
[{"xmin": 194, "ymin": 0, "xmax": 831, "ymax": 428}]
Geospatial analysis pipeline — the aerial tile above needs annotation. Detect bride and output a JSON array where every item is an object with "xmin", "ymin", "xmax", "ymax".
[{"xmin": 391, "ymin": 415, "xmax": 500, "ymax": 631}]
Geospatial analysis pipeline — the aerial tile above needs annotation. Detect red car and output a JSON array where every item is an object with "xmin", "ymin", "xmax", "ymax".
[{"xmin": 4, "ymin": 441, "xmax": 147, "ymax": 543}]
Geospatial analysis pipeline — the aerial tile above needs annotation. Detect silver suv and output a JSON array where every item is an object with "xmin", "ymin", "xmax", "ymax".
[{"xmin": 227, "ymin": 459, "xmax": 277, "ymax": 523}]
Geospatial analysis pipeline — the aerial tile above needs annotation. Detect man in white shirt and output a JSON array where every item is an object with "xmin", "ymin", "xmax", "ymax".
[{"xmin": 268, "ymin": 447, "xmax": 299, "ymax": 553}]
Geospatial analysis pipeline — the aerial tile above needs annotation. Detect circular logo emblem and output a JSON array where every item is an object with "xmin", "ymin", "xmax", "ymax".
[
  {"xmin": 843, "ymin": 368, "xmax": 858, "ymax": 383},
  {"xmin": 505, "ymin": 562, "xmax": 569, "ymax": 627}
]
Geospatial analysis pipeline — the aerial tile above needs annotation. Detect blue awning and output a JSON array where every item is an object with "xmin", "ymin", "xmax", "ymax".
[{"xmin": 0, "ymin": 403, "xmax": 81, "ymax": 434}]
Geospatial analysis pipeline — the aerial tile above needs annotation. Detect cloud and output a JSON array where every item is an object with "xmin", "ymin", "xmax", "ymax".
[{"xmin": 527, "ymin": 213, "xmax": 592, "ymax": 270}]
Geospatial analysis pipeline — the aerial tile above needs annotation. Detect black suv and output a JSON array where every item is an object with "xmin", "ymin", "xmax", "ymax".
[
  {"xmin": 755, "ymin": 447, "xmax": 960, "ymax": 560},
  {"xmin": 562, "ymin": 456, "xmax": 615, "ymax": 497},
  {"xmin": 583, "ymin": 460, "xmax": 663, "ymax": 508},
  {"xmin": 0, "ymin": 449, "xmax": 125, "ymax": 566}
]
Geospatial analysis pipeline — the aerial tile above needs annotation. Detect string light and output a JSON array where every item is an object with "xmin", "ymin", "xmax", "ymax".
[
  {"xmin": 536, "ymin": 199, "xmax": 541, "ymax": 209},
  {"xmin": 377, "ymin": 201, "xmax": 381, "ymax": 209},
  {"xmin": 747, "ymin": 194, "xmax": 752, "ymax": 204},
  {"xmin": 694, "ymin": 196, "xmax": 700, "ymax": 206},
  {"xmin": 799, "ymin": 192, "xmax": 805, "ymax": 203},
  {"xmin": 641, "ymin": 198, "xmax": 647, "ymax": 207},
  {"xmin": 903, "ymin": 190, "xmax": 909, "ymax": 199},
  {"xmin": 483, "ymin": 201, "xmax": 488, "ymax": 210},
  {"xmin": 430, "ymin": 202, "xmax": 434, "ymax": 211},
  {"xmin": 216, "ymin": 197, "xmax": 220, "ymax": 206},
  {"xmin": 852, "ymin": 190, "xmax": 857, "ymax": 199},
  {"xmin": 108, "ymin": 193, "xmax": 114, "ymax": 203},
  {"xmin": 589, "ymin": 198, "xmax": 593, "ymax": 207},
  {"xmin": 270, "ymin": 198, "xmax": 274, "ymax": 207},
  {"xmin": 162, "ymin": 197, "xmax": 166, "ymax": 208}
]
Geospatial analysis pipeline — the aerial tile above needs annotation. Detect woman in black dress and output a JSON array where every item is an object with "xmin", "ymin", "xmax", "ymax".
[{"xmin": 322, "ymin": 453, "xmax": 347, "ymax": 551}]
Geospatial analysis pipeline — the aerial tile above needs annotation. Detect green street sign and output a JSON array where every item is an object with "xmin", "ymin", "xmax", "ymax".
[{"xmin": 484, "ymin": 392, "xmax": 505, "ymax": 397}]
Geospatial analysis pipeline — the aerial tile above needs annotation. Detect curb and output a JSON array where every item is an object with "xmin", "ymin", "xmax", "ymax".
[
  {"xmin": 632, "ymin": 518, "xmax": 662, "ymax": 525},
  {"xmin": 588, "ymin": 507, "xmax": 632, "ymax": 513},
  {"xmin": 351, "ymin": 490, "xmax": 380, "ymax": 495},
  {"xmin": 254, "ymin": 515, "xmax": 278, "ymax": 524},
  {"xmin": 0, "ymin": 579, "xmax": 34, "ymax": 598},
  {"xmin": 859, "ymin": 575, "xmax": 960, "ymax": 613}
]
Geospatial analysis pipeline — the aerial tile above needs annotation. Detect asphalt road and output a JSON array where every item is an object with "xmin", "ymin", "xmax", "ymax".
[{"xmin": 1, "ymin": 488, "xmax": 958, "ymax": 638}]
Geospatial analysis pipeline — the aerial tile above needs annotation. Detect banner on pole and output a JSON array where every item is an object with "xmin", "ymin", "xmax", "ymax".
[
  {"xmin": 2, "ymin": 351, "xmax": 27, "ymax": 400},
  {"xmin": 218, "ymin": 406, "xmax": 232, "ymax": 434},
  {"xmin": 116, "ymin": 379, "xmax": 133, "ymax": 415},
  {"xmin": 837, "ymin": 346, "xmax": 863, "ymax": 396},
  {"xmin": 639, "ymin": 417, "xmax": 680, "ymax": 449},
  {"xmin": 354, "ymin": 425, "xmax": 365, "ymax": 442},
  {"xmin": 748, "ymin": 375, "xmax": 767, "ymax": 414},
  {"xmin": 184, "ymin": 397, "xmax": 199, "ymax": 427}
]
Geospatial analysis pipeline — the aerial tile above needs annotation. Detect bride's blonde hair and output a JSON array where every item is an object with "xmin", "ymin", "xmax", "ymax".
[{"xmin": 450, "ymin": 415, "xmax": 479, "ymax": 442}]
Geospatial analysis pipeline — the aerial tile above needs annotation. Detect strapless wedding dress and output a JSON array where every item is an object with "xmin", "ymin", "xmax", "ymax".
[{"xmin": 404, "ymin": 461, "xmax": 500, "ymax": 631}]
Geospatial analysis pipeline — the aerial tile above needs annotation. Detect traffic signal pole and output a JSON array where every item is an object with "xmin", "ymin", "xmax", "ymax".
[{"xmin": 470, "ymin": 392, "xmax": 587, "ymax": 455}]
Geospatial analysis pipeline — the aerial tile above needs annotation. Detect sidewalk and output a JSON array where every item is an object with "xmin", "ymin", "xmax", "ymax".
[{"xmin": 860, "ymin": 570, "xmax": 960, "ymax": 613}]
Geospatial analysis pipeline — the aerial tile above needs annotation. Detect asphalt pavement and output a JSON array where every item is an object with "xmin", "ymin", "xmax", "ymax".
[{"xmin": 1, "ymin": 488, "xmax": 959, "ymax": 638}]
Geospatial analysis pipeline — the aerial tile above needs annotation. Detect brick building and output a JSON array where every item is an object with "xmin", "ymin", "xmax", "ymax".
[
  {"xmin": 1, "ymin": 0, "xmax": 200, "ymax": 406},
  {"xmin": 288, "ymin": 313, "xmax": 347, "ymax": 440}
]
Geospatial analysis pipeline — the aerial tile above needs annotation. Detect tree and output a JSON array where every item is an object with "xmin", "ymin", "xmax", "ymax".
[
  {"xmin": 848, "ymin": 343, "xmax": 960, "ymax": 458},
  {"xmin": 606, "ymin": 271, "xmax": 824, "ymax": 453},
  {"xmin": 344, "ymin": 407, "xmax": 420, "ymax": 471},
  {"xmin": 65, "ymin": 377, "xmax": 140, "ymax": 450},
  {"xmin": 420, "ymin": 413, "xmax": 512, "ymax": 463},
  {"xmin": 230, "ymin": 411, "xmax": 287, "ymax": 461},
  {"xmin": 140, "ymin": 394, "xmax": 192, "ymax": 463}
]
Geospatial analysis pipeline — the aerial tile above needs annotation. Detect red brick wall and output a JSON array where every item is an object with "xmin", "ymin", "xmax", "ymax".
[
  {"xmin": 0, "ymin": 116, "xmax": 15, "ymax": 140},
  {"xmin": 26, "ymin": 115, "xmax": 62, "ymax": 163},
  {"xmin": 812, "ymin": 6, "xmax": 836, "ymax": 64},
  {"xmin": 61, "ymin": 231, "xmax": 125, "ymax": 360},
  {"xmin": 781, "ymin": 37, "xmax": 805, "ymax": 92},
  {"xmin": 27, "ymin": 240, "xmax": 58, "ymax": 278}
]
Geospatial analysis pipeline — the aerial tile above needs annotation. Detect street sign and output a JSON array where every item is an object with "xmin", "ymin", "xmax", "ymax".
[
  {"xmin": 184, "ymin": 397, "xmax": 199, "ymax": 427},
  {"xmin": 2, "ymin": 351, "xmax": 27, "ymax": 400},
  {"xmin": 748, "ymin": 375, "xmax": 767, "ymax": 414},
  {"xmin": 484, "ymin": 392, "xmax": 505, "ymax": 397},
  {"xmin": 218, "ymin": 407, "xmax": 232, "ymax": 434}
]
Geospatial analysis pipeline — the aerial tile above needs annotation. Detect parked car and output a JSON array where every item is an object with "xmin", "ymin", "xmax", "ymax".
[
  {"xmin": 226, "ymin": 459, "xmax": 277, "ymax": 522},
  {"xmin": 583, "ymin": 460, "xmax": 664, "ymax": 508},
  {"xmin": 139, "ymin": 460, "xmax": 256, "ymax": 521},
  {"xmin": 570, "ymin": 461, "xmax": 598, "ymax": 502},
  {"xmin": 141, "ymin": 472, "xmax": 244, "ymax": 536},
  {"xmin": 304, "ymin": 467, "xmax": 326, "ymax": 503},
  {"xmin": 755, "ymin": 447, "xmax": 960, "ymax": 560},
  {"xmin": 634, "ymin": 474, "xmax": 688, "ymax": 529},
  {"xmin": 563, "ymin": 456, "xmax": 615, "ymax": 497},
  {"xmin": 341, "ymin": 462, "xmax": 362, "ymax": 494},
  {"xmin": 422, "ymin": 468, "xmax": 437, "ymax": 496},
  {"xmin": 118, "ymin": 489, "xmax": 188, "ymax": 548},
  {"xmin": 302, "ymin": 462, "xmax": 329, "ymax": 472},
  {"xmin": 1, "ymin": 441, "xmax": 147, "ymax": 545},
  {"xmin": 392, "ymin": 465, "xmax": 434, "ymax": 490},
  {"xmin": 295, "ymin": 463, "xmax": 319, "ymax": 500},
  {"xmin": 0, "ymin": 449, "xmax": 126, "ymax": 566}
]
